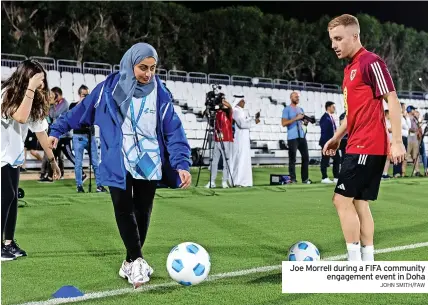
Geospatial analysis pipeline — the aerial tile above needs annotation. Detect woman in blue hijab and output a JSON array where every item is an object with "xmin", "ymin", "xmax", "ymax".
[{"xmin": 49, "ymin": 43, "xmax": 192, "ymax": 288}]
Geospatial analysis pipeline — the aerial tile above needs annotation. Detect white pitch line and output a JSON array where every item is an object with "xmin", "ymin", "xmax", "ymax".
[{"xmin": 15, "ymin": 242, "xmax": 428, "ymax": 305}]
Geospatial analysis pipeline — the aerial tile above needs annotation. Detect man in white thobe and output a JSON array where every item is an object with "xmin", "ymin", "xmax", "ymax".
[{"xmin": 232, "ymin": 94, "xmax": 260, "ymax": 187}]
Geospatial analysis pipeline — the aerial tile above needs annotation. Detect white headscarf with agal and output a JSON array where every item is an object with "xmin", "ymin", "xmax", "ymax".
[{"xmin": 232, "ymin": 93, "xmax": 245, "ymax": 108}]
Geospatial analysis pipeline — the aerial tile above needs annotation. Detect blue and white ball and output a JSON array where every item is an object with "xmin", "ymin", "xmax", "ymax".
[
  {"xmin": 288, "ymin": 241, "xmax": 320, "ymax": 261},
  {"xmin": 166, "ymin": 242, "xmax": 211, "ymax": 286}
]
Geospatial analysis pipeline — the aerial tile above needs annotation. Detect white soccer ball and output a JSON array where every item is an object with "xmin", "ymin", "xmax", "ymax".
[
  {"xmin": 166, "ymin": 242, "xmax": 211, "ymax": 286},
  {"xmin": 288, "ymin": 241, "xmax": 320, "ymax": 261}
]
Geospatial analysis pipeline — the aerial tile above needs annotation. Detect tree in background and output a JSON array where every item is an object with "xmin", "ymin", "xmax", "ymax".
[{"xmin": 1, "ymin": 1, "xmax": 427, "ymax": 90}]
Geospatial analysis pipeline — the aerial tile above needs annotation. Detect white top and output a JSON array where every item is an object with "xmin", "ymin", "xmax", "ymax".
[
  {"xmin": 1, "ymin": 88, "xmax": 48, "ymax": 168},
  {"xmin": 401, "ymin": 116, "xmax": 409, "ymax": 138},
  {"xmin": 121, "ymin": 83, "xmax": 162, "ymax": 180}
]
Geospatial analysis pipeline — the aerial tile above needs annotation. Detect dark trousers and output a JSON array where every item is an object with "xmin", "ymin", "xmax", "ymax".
[
  {"xmin": 320, "ymin": 146, "xmax": 341, "ymax": 179},
  {"xmin": 393, "ymin": 136, "xmax": 408, "ymax": 176},
  {"xmin": 1, "ymin": 165, "xmax": 20, "ymax": 241},
  {"xmin": 287, "ymin": 138, "xmax": 309, "ymax": 182},
  {"xmin": 109, "ymin": 172, "xmax": 157, "ymax": 262}
]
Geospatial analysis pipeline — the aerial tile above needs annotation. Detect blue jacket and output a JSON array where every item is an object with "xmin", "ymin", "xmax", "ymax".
[
  {"xmin": 319, "ymin": 112, "xmax": 336, "ymax": 147},
  {"xmin": 49, "ymin": 73, "xmax": 191, "ymax": 190}
]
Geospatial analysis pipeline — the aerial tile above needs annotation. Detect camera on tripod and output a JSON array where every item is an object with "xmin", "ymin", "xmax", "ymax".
[{"xmin": 205, "ymin": 84, "xmax": 225, "ymax": 112}]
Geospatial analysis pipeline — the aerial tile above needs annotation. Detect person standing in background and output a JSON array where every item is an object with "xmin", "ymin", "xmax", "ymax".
[
  {"xmin": 414, "ymin": 110, "xmax": 427, "ymax": 176},
  {"xmin": 406, "ymin": 106, "xmax": 421, "ymax": 176},
  {"xmin": 319, "ymin": 101, "xmax": 340, "ymax": 183},
  {"xmin": 69, "ymin": 85, "xmax": 107, "ymax": 193},
  {"xmin": 205, "ymin": 98, "xmax": 234, "ymax": 189},
  {"xmin": 232, "ymin": 94, "xmax": 260, "ymax": 187},
  {"xmin": 393, "ymin": 102, "xmax": 409, "ymax": 177},
  {"xmin": 281, "ymin": 92, "xmax": 311, "ymax": 184}
]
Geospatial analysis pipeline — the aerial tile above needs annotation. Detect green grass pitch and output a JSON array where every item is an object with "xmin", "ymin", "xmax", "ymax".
[{"xmin": 2, "ymin": 166, "xmax": 427, "ymax": 305}]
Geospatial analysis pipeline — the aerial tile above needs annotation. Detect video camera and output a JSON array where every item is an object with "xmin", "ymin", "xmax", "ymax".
[{"xmin": 205, "ymin": 84, "xmax": 225, "ymax": 112}]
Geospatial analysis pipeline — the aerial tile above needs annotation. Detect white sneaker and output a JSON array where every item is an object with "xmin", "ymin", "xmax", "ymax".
[
  {"xmin": 130, "ymin": 258, "xmax": 152, "ymax": 288},
  {"xmin": 118, "ymin": 260, "xmax": 132, "ymax": 280},
  {"xmin": 222, "ymin": 181, "xmax": 229, "ymax": 188},
  {"xmin": 205, "ymin": 182, "xmax": 216, "ymax": 188},
  {"xmin": 321, "ymin": 178, "xmax": 334, "ymax": 184}
]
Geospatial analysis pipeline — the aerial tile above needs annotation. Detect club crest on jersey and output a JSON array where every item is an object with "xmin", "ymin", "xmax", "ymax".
[{"xmin": 350, "ymin": 69, "xmax": 357, "ymax": 81}]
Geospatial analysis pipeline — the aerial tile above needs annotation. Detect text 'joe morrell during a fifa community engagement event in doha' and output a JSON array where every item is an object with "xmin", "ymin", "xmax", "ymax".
[{"xmin": 282, "ymin": 262, "xmax": 427, "ymax": 293}]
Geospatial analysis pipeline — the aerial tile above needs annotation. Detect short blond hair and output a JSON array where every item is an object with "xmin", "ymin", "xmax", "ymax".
[{"xmin": 328, "ymin": 14, "xmax": 360, "ymax": 31}]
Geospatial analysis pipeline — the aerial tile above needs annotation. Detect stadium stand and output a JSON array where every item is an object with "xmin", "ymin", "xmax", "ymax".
[{"xmin": 2, "ymin": 54, "xmax": 428, "ymax": 169}]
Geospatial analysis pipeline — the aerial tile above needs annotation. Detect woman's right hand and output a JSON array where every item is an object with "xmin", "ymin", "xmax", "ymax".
[
  {"xmin": 48, "ymin": 136, "xmax": 59, "ymax": 149},
  {"xmin": 28, "ymin": 73, "xmax": 45, "ymax": 90}
]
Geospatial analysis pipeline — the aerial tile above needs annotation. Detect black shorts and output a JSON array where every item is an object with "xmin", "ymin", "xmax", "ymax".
[{"xmin": 335, "ymin": 154, "xmax": 387, "ymax": 201}]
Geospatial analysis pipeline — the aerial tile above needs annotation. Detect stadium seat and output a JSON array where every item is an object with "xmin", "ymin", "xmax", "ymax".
[
  {"xmin": 95, "ymin": 74, "xmax": 106, "ymax": 84},
  {"xmin": 73, "ymin": 73, "xmax": 85, "ymax": 88},
  {"xmin": 1, "ymin": 66, "xmax": 11, "ymax": 81}
]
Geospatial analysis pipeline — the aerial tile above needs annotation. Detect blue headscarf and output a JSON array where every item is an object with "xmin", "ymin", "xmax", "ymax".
[{"xmin": 112, "ymin": 43, "xmax": 158, "ymax": 117}]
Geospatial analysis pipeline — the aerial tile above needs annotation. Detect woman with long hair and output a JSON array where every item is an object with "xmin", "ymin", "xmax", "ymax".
[
  {"xmin": 48, "ymin": 43, "xmax": 192, "ymax": 288},
  {"xmin": 1, "ymin": 60, "xmax": 61, "ymax": 261}
]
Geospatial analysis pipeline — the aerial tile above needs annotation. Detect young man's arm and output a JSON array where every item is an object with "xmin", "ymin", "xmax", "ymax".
[{"xmin": 363, "ymin": 56, "xmax": 406, "ymax": 164}]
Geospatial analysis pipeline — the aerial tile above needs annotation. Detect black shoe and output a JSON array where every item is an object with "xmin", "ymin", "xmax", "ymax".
[
  {"xmin": 303, "ymin": 179, "xmax": 313, "ymax": 184},
  {"xmin": 414, "ymin": 172, "xmax": 422, "ymax": 177},
  {"xmin": 77, "ymin": 185, "xmax": 85, "ymax": 193},
  {"xmin": 4, "ymin": 240, "xmax": 27, "ymax": 257},
  {"xmin": 38, "ymin": 177, "xmax": 53, "ymax": 183},
  {"xmin": 96, "ymin": 186, "xmax": 107, "ymax": 193},
  {"xmin": 1, "ymin": 244, "xmax": 17, "ymax": 261}
]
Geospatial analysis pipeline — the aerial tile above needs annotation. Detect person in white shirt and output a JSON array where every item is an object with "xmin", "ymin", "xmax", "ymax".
[
  {"xmin": 1, "ymin": 60, "xmax": 60, "ymax": 261},
  {"xmin": 232, "ymin": 94, "xmax": 260, "ymax": 187}
]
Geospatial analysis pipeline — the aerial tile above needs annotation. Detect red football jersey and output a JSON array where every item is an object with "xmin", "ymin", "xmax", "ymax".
[
  {"xmin": 214, "ymin": 109, "xmax": 234, "ymax": 142},
  {"xmin": 343, "ymin": 48, "xmax": 395, "ymax": 155}
]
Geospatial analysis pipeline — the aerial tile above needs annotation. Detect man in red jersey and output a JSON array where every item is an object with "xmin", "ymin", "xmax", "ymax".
[
  {"xmin": 323, "ymin": 14, "xmax": 406, "ymax": 261},
  {"xmin": 205, "ymin": 99, "xmax": 234, "ymax": 188}
]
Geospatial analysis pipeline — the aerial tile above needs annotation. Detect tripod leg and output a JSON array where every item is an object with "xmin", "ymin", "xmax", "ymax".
[{"xmin": 195, "ymin": 122, "xmax": 210, "ymax": 187}]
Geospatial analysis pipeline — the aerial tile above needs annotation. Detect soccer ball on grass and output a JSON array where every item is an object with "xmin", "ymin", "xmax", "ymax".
[
  {"xmin": 166, "ymin": 242, "xmax": 211, "ymax": 286},
  {"xmin": 287, "ymin": 241, "xmax": 320, "ymax": 261}
]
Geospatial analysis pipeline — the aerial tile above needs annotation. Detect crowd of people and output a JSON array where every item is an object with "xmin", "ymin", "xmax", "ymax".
[{"xmin": 280, "ymin": 93, "xmax": 427, "ymax": 184}]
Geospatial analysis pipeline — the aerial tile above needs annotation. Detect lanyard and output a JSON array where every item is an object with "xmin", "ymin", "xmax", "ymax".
[{"xmin": 129, "ymin": 97, "xmax": 147, "ymax": 153}]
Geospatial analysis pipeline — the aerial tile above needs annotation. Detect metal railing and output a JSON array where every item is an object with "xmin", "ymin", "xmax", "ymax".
[
  {"xmin": 82, "ymin": 62, "xmax": 112, "ymax": 76},
  {"xmin": 168, "ymin": 70, "xmax": 187, "ymax": 82},
  {"xmin": 208, "ymin": 74, "xmax": 231, "ymax": 86},
  {"xmin": 29, "ymin": 56, "xmax": 56, "ymax": 70},
  {"xmin": 57, "ymin": 59, "xmax": 82, "ymax": 73},
  {"xmin": 1, "ymin": 54, "xmax": 28, "ymax": 68},
  {"xmin": 1, "ymin": 52, "xmax": 427, "ymax": 99},
  {"xmin": 231, "ymin": 75, "xmax": 252, "ymax": 87},
  {"xmin": 188, "ymin": 72, "xmax": 207, "ymax": 84}
]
